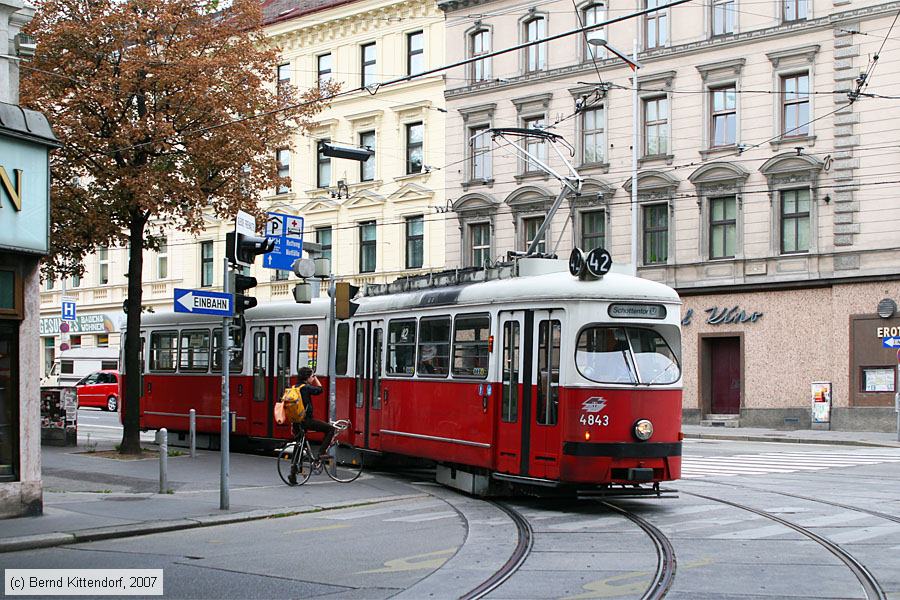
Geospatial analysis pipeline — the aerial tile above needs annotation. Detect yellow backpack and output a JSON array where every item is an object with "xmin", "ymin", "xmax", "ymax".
[{"xmin": 279, "ymin": 385, "xmax": 306, "ymax": 424}]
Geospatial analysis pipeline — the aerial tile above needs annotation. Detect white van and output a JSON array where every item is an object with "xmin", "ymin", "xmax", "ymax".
[{"xmin": 41, "ymin": 347, "xmax": 120, "ymax": 387}]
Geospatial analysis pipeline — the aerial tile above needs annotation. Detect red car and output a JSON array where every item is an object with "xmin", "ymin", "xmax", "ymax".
[{"xmin": 76, "ymin": 370, "xmax": 120, "ymax": 412}]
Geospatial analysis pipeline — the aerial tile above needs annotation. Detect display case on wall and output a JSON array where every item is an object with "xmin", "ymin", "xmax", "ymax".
[{"xmin": 40, "ymin": 387, "xmax": 77, "ymax": 446}]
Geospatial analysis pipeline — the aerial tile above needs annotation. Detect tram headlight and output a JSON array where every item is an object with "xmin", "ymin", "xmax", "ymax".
[{"xmin": 633, "ymin": 419, "xmax": 654, "ymax": 441}]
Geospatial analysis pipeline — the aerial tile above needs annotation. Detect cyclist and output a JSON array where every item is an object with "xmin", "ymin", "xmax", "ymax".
[{"xmin": 291, "ymin": 367, "xmax": 336, "ymax": 472}]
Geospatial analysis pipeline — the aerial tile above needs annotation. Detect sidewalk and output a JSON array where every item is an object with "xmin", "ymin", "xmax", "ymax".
[
  {"xmin": 0, "ymin": 439, "xmax": 425, "ymax": 555},
  {"xmin": 682, "ymin": 424, "xmax": 900, "ymax": 448}
]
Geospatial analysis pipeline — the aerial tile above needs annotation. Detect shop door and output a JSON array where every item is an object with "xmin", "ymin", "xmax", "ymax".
[
  {"xmin": 710, "ymin": 337, "xmax": 741, "ymax": 414},
  {"xmin": 495, "ymin": 311, "xmax": 524, "ymax": 474},
  {"xmin": 0, "ymin": 323, "xmax": 18, "ymax": 482},
  {"xmin": 353, "ymin": 321, "xmax": 384, "ymax": 450},
  {"xmin": 529, "ymin": 311, "xmax": 562, "ymax": 479},
  {"xmin": 248, "ymin": 326, "xmax": 275, "ymax": 436}
]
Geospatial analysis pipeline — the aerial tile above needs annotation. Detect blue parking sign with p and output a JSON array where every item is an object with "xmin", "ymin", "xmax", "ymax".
[{"xmin": 61, "ymin": 300, "xmax": 77, "ymax": 321}]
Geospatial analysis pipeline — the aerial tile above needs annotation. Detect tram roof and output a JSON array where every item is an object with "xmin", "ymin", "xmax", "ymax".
[{"xmin": 137, "ymin": 266, "xmax": 679, "ymax": 328}]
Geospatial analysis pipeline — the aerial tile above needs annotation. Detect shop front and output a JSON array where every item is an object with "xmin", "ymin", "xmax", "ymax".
[{"xmin": 681, "ymin": 280, "xmax": 900, "ymax": 432}]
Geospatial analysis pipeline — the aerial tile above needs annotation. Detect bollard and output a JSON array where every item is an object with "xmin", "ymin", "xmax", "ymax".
[
  {"xmin": 158, "ymin": 428, "xmax": 168, "ymax": 494},
  {"xmin": 189, "ymin": 409, "xmax": 196, "ymax": 458}
]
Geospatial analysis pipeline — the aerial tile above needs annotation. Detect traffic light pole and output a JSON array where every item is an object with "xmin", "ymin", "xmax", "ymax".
[
  {"xmin": 328, "ymin": 275, "xmax": 337, "ymax": 423},
  {"xmin": 220, "ymin": 258, "xmax": 231, "ymax": 511}
]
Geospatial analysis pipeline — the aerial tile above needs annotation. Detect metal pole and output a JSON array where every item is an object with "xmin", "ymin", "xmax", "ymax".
[
  {"xmin": 189, "ymin": 409, "xmax": 196, "ymax": 458},
  {"xmin": 631, "ymin": 38, "xmax": 639, "ymax": 275},
  {"xmin": 328, "ymin": 275, "xmax": 337, "ymax": 423},
  {"xmin": 220, "ymin": 258, "xmax": 230, "ymax": 510},
  {"xmin": 158, "ymin": 428, "xmax": 168, "ymax": 494}
]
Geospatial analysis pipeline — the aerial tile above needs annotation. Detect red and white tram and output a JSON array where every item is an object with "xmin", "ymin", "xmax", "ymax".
[{"xmin": 129, "ymin": 257, "xmax": 683, "ymax": 493}]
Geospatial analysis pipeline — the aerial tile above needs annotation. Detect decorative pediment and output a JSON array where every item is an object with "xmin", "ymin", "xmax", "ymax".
[
  {"xmin": 688, "ymin": 162, "xmax": 749, "ymax": 187},
  {"xmin": 696, "ymin": 58, "xmax": 745, "ymax": 83},
  {"xmin": 759, "ymin": 153, "xmax": 823, "ymax": 181},
  {"xmin": 505, "ymin": 185, "xmax": 553, "ymax": 211},
  {"xmin": 622, "ymin": 170, "xmax": 680, "ymax": 194},
  {"xmin": 300, "ymin": 198, "xmax": 339, "ymax": 215},
  {"xmin": 571, "ymin": 178, "xmax": 614, "ymax": 207},
  {"xmin": 453, "ymin": 192, "xmax": 499, "ymax": 214},
  {"xmin": 344, "ymin": 188, "xmax": 386, "ymax": 210},
  {"xmin": 389, "ymin": 182, "xmax": 434, "ymax": 204},
  {"xmin": 766, "ymin": 44, "xmax": 819, "ymax": 69}
]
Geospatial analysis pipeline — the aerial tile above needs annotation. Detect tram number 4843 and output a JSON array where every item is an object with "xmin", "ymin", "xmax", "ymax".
[{"xmin": 580, "ymin": 413, "xmax": 609, "ymax": 426}]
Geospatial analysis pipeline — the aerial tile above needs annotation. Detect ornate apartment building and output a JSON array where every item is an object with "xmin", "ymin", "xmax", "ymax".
[
  {"xmin": 440, "ymin": 0, "xmax": 900, "ymax": 429},
  {"xmin": 38, "ymin": 0, "xmax": 447, "ymax": 375}
]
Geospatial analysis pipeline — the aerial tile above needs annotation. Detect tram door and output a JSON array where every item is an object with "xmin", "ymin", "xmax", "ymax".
[
  {"xmin": 352, "ymin": 320, "xmax": 384, "ymax": 450},
  {"xmin": 530, "ymin": 311, "xmax": 562, "ymax": 479},
  {"xmin": 496, "ymin": 311, "xmax": 524, "ymax": 474},
  {"xmin": 249, "ymin": 325, "xmax": 291, "ymax": 438}
]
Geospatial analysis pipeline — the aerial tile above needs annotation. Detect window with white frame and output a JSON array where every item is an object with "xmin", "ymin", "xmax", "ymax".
[
  {"xmin": 277, "ymin": 63, "xmax": 290, "ymax": 100},
  {"xmin": 643, "ymin": 96, "xmax": 668, "ymax": 156},
  {"xmin": 709, "ymin": 196, "xmax": 737, "ymax": 259},
  {"xmin": 583, "ymin": 3, "xmax": 606, "ymax": 60},
  {"xmin": 317, "ymin": 140, "xmax": 331, "ymax": 188},
  {"xmin": 523, "ymin": 116, "xmax": 546, "ymax": 172},
  {"xmin": 359, "ymin": 221, "xmax": 376, "ymax": 273},
  {"xmin": 405, "ymin": 215, "xmax": 424, "ymax": 269},
  {"xmin": 710, "ymin": 85, "xmax": 736, "ymax": 147},
  {"xmin": 524, "ymin": 16, "xmax": 546, "ymax": 72},
  {"xmin": 470, "ymin": 126, "xmax": 491, "ymax": 181},
  {"xmin": 201, "ymin": 240, "xmax": 214, "ymax": 287},
  {"xmin": 470, "ymin": 222, "xmax": 491, "ymax": 267},
  {"xmin": 712, "ymin": 0, "xmax": 734, "ymax": 35},
  {"xmin": 643, "ymin": 203, "xmax": 668, "ymax": 264},
  {"xmin": 71, "ymin": 272, "xmax": 81, "ymax": 288},
  {"xmin": 316, "ymin": 226, "xmax": 332, "ymax": 263},
  {"xmin": 582, "ymin": 106, "xmax": 605, "ymax": 164},
  {"xmin": 359, "ymin": 131, "xmax": 375, "ymax": 182},
  {"xmin": 781, "ymin": 72, "xmax": 809, "ymax": 138},
  {"xmin": 470, "ymin": 29, "xmax": 491, "ymax": 82},
  {"xmin": 317, "ymin": 54, "xmax": 332, "ymax": 89},
  {"xmin": 581, "ymin": 210, "xmax": 605, "ymax": 250},
  {"xmin": 407, "ymin": 31, "xmax": 424, "ymax": 75},
  {"xmin": 780, "ymin": 189, "xmax": 810, "ymax": 253},
  {"xmin": 522, "ymin": 215, "xmax": 546, "ymax": 254},
  {"xmin": 276, "ymin": 148, "xmax": 290, "ymax": 194},
  {"xmin": 157, "ymin": 238, "xmax": 168, "ymax": 280},
  {"xmin": 644, "ymin": 0, "xmax": 667, "ymax": 49},
  {"xmin": 783, "ymin": 0, "xmax": 807, "ymax": 22},
  {"xmin": 406, "ymin": 122, "xmax": 424, "ymax": 174},
  {"xmin": 98, "ymin": 247, "xmax": 109, "ymax": 284},
  {"xmin": 361, "ymin": 43, "xmax": 377, "ymax": 87}
]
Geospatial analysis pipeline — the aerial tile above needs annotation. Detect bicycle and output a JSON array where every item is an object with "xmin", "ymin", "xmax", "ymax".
[{"xmin": 276, "ymin": 419, "xmax": 363, "ymax": 486}]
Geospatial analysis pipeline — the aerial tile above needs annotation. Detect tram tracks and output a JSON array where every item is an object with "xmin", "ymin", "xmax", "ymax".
[{"xmin": 683, "ymin": 490, "xmax": 887, "ymax": 600}]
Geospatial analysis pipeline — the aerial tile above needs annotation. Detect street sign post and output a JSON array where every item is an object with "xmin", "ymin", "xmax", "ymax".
[
  {"xmin": 61, "ymin": 298, "xmax": 77, "ymax": 321},
  {"xmin": 263, "ymin": 212, "xmax": 304, "ymax": 271},
  {"xmin": 173, "ymin": 288, "xmax": 234, "ymax": 317}
]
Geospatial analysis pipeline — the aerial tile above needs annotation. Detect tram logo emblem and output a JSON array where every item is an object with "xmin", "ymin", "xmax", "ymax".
[{"xmin": 582, "ymin": 397, "xmax": 607, "ymax": 413}]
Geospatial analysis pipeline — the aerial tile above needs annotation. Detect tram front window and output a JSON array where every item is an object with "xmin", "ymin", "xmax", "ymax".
[{"xmin": 576, "ymin": 326, "xmax": 679, "ymax": 385}]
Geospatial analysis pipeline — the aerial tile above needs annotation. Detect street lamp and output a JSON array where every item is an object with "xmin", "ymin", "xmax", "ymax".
[{"xmin": 588, "ymin": 37, "xmax": 642, "ymax": 274}]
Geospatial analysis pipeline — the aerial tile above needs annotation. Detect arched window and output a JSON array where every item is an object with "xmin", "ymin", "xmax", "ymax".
[
  {"xmin": 470, "ymin": 29, "xmax": 492, "ymax": 82},
  {"xmin": 582, "ymin": 3, "xmax": 606, "ymax": 61}
]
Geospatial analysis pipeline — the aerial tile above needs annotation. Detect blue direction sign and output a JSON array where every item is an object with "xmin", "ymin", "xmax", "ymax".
[
  {"xmin": 883, "ymin": 336, "xmax": 900, "ymax": 348},
  {"xmin": 174, "ymin": 288, "xmax": 234, "ymax": 317},
  {"xmin": 263, "ymin": 212, "xmax": 304, "ymax": 271},
  {"xmin": 61, "ymin": 298, "xmax": 76, "ymax": 321}
]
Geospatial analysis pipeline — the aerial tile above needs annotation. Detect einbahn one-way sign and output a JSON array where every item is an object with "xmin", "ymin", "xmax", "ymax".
[
  {"xmin": 883, "ymin": 336, "xmax": 900, "ymax": 348},
  {"xmin": 174, "ymin": 288, "xmax": 234, "ymax": 317}
]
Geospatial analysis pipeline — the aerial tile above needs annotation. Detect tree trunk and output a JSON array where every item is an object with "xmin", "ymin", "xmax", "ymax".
[{"xmin": 120, "ymin": 213, "xmax": 147, "ymax": 454}]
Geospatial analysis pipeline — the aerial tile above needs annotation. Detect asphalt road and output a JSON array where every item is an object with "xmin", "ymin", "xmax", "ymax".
[{"xmin": 75, "ymin": 407, "xmax": 156, "ymax": 444}]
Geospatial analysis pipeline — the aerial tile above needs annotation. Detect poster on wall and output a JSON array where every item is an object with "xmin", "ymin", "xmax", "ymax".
[{"xmin": 811, "ymin": 381, "xmax": 833, "ymax": 424}]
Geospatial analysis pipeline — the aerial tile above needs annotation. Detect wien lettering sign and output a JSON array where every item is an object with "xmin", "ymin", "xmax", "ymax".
[
  {"xmin": 681, "ymin": 306, "xmax": 764, "ymax": 326},
  {"xmin": 0, "ymin": 136, "xmax": 51, "ymax": 254},
  {"xmin": 0, "ymin": 166, "xmax": 22, "ymax": 210}
]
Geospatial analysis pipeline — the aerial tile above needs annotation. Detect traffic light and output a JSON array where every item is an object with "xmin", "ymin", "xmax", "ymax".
[
  {"xmin": 233, "ymin": 272, "xmax": 259, "ymax": 316},
  {"xmin": 226, "ymin": 231, "xmax": 275, "ymax": 268},
  {"xmin": 334, "ymin": 281, "xmax": 360, "ymax": 320}
]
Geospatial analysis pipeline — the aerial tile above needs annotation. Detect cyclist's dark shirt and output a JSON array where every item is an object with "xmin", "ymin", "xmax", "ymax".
[{"xmin": 300, "ymin": 384, "xmax": 323, "ymax": 421}]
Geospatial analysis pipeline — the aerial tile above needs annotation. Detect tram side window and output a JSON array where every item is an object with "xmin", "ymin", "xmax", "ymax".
[
  {"xmin": 297, "ymin": 324, "xmax": 319, "ymax": 372},
  {"xmin": 501, "ymin": 321, "xmax": 520, "ymax": 423},
  {"xmin": 537, "ymin": 320, "xmax": 560, "ymax": 425},
  {"xmin": 452, "ymin": 314, "xmax": 490, "ymax": 379},
  {"xmin": 387, "ymin": 319, "xmax": 417, "ymax": 376},
  {"xmin": 179, "ymin": 329, "xmax": 211, "ymax": 373},
  {"xmin": 336, "ymin": 323, "xmax": 350, "ymax": 376},
  {"xmin": 211, "ymin": 327, "xmax": 243, "ymax": 373},
  {"xmin": 253, "ymin": 331, "xmax": 267, "ymax": 402},
  {"xmin": 276, "ymin": 332, "xmax": 291, "ymax": 400},
  {"xmin": 417, "ymin": 316, "xmax": 450, "ymax": 377},
  {"xmin": 575, "ymin": 327, "xmax": 639, "ymax": 384},
  {"xmin": 149, "ymin": 331, "xmax": 178, "ymax": 372}
]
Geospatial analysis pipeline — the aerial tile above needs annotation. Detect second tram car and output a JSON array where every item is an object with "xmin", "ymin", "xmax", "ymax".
[{"xmin": 129, "ymin": 257, "xmax": 683, "ymax": 493}]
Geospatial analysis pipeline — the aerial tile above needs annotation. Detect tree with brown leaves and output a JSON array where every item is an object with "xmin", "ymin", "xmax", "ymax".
[{"xmin": 21, "ymin": 0, "xmax": 334, "ymax": 453}]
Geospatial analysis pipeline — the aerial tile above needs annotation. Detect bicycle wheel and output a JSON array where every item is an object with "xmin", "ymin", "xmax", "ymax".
[
  {"xmin": 322, "ymin": 442, "xmax": 364, "ymax": 483},
  {"xmin": 276, "ymin": 441, "xmax": 313, "ymax": 486}
]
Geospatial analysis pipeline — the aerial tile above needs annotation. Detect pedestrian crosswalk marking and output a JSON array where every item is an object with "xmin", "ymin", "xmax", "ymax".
[{"xmin": 682, "ymin": 450, "xmax": 900, "ymax": 479}]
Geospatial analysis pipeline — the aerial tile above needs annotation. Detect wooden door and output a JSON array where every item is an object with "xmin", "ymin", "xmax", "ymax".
[{"xmin": 710, "ymin": 337, "xmax": 741, "ymax": 414}]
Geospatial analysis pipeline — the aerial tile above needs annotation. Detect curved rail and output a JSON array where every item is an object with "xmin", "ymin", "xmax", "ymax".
[
  {"xmin": 685, "ymin": 491, "xmax": 886, "ymax": 600},
  {"xmin": 459, "ymin": 502, "xmax": 533, "ymax": 600},
  {"xmin": 600, "ymin": 502, "xmax": 677, "ymax": 600}
]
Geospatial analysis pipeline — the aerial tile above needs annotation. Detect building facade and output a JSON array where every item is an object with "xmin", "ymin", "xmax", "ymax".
[
  {"xmin": 38, "ymin": 0, "xmax": 448, "ymax": 376},
  {"xmin": 1, "ymin": 0, "xmax": 58, "ymax": 518},
  {"xmin": 440, "ymin": 0, "xmax": 900, "ymax": 430}
]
